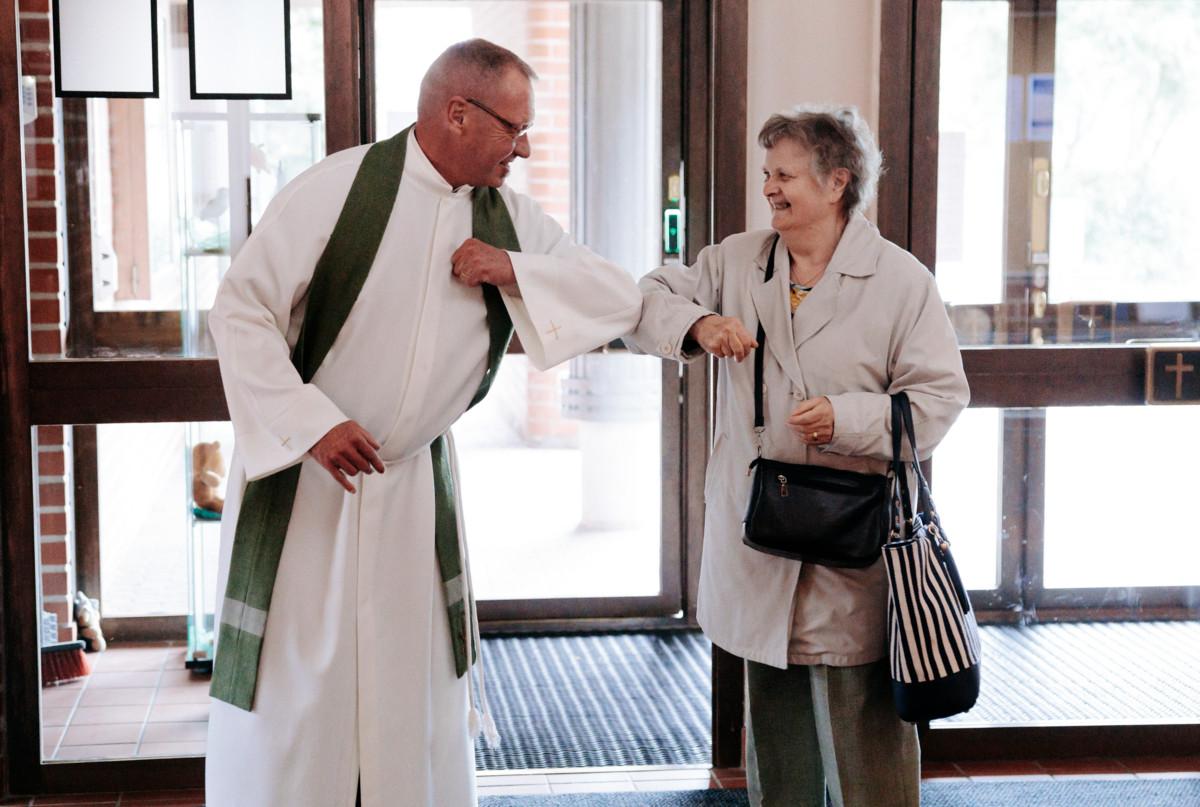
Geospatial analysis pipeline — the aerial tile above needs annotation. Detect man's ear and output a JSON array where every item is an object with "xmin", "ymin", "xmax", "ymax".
[{"xmin": 447, "ymin": 97, "xmax": 469, "ymax": 134}]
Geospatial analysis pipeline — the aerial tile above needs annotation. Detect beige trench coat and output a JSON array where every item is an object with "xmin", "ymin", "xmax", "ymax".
[{"xmin": 627, "ymin": 214, "xmax": 969, "ymax": 669}]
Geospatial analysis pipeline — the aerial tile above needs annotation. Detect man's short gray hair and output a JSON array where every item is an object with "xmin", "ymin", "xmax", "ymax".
[
  {"xmin": 419, "ymin": 39, "xmax": 538, "ymax": 114},
  {"xmin": 757, "ymin": 104, "xmax": 882, "ymax": 218}
]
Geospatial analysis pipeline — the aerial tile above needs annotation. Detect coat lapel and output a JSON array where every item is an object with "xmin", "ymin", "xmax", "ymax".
[
  {"xmin": 749, "ymin": 235, "xmax": 804, "ymax": 389},
  {"xmin": 792, "ymin": 214, "xmax": 879, "ymax": 350}
]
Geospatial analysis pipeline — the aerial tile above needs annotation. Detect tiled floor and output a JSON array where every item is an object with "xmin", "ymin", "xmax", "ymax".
[{"xmin": 40, "ymin": 644, "xmax": 210, "ymax": 762}]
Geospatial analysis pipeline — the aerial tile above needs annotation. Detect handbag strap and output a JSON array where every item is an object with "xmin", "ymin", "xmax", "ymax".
[
  {"xmin": 890, "ymin": 393, "xmax": 915, "ymax": 525},
  {"xmin": 891, "ymin": 391, "xmax": 945, "ymax": 537},
  {"xmin": 752, "ymin": 234, "xmax": 781, "ymax": 438}
]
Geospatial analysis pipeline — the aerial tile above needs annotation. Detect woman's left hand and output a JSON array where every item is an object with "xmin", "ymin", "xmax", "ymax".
[{"xmin": 788, "ymin": 396, "xmax": 835, "ymax": 445}]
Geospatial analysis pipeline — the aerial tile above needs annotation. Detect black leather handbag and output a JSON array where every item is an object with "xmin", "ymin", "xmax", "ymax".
[{"xmin": 740, "ymin": 236, "xmax": 890, "ymax": 567}]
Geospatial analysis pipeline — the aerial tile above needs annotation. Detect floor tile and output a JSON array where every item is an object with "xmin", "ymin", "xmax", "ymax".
[
  {"xmin": 69, "ymin": 705, "xmax": 151, "ymax": 725},
  {"xmin": 158, "ymin": 670, "xmax": 205, "ymax": 687},
  {"xmin": 136, "ymin": 741, "xmax": 207, "ymax": 758},
  {"xmin": 545, "ymin": 771, "xmax": 635, "ymax": 784},
  {"xmin": 41, "ymin": 707, "xmax": 73, "ymax": 727},
  {"xmin": 140, "ymin": 721, "xmax": 208, "ymax": 743},
  {"xmin": 89, "ymin": 651, "xmax": 167, "ymax": 673},
  {"xmin": 476, "ymin": 784, "xmax": 553, "ymax": 795},
  {"xmin": 956, "ymin": 759, "xmax": 1047, "ymax": 777},
  {"xmin": 78, "ymin": 687, "xmax": 156, "ymax": 707},
  {"xmin": 52, "ymin": 744, "xmax": 138, "ymax": 761},
  {"xmin": 84, "ymin": 671, "xmax": 160, "ymax": 689},
  {"xmin": 148, "ymin": 703, "xmax": 209, "ymax": 723},
  {"xmin": 1116, "ymin": 755, "xmax": 1200, "ymax": 773},
  {"xmin": 60, "ymin": 722, "xmax": 142, "ymax": 746},
  {"xmin": 40, "ymin": 687, "xmax": 82, "ymax": 708},
  {"xmin": 633, "ymin": 779, "xmax": 712, "ymax": 792},
  {"xmin": 152, "ymin": 686, "xmax": 211, "ymax": 705},
  {"xmin": 1039, "ymin": 757, "xmax": 1130, "ymax": 775},
  {"xmin": 550, "ymin": 781, "xmax": 634, "ymax": 793}
]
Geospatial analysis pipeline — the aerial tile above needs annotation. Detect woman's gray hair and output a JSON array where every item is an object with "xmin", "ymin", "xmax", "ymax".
[{"xmin": 757, "ymin": 104, "xmax": 882, "ymax": 218}]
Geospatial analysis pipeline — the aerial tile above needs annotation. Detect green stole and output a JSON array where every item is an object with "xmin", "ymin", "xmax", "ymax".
[{"xmin": 210, "ymin": 125, "xmax": 518, "ymax": 711}]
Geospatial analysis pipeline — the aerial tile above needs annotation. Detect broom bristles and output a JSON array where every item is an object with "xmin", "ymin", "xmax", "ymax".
[{"xmin": 41, "ymin": 641, "xmax": 91, "ymax": 687}]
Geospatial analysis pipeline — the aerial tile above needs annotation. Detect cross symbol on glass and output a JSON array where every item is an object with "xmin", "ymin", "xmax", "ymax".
[
  {"xmin": 544, "ymin": 321, "xmax": 562, "ymax": 340},
  {"xmin": 1165, "ymin": 353, "xmax": 1195, "ymax": 400}
]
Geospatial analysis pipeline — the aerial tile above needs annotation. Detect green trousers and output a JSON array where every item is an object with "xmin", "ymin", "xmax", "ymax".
[{"xmin": 745, "ymin": 659, "xmax": 920, "ymax": 807}]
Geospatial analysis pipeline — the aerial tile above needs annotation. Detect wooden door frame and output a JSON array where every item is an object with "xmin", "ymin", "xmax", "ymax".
[{"xmin": 880, "ymin": 0, "xmax": 1200, "ymax": 761}]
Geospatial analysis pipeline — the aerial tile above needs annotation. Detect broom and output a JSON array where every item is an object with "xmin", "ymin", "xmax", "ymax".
[{"xmin": 41, "ymin": 640, "xmax": 91, "ymax": 687}]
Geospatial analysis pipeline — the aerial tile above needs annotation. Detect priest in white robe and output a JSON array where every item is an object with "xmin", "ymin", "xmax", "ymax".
[{"xmin": 204, "ymin": 39, "xmax": 642, "ymax": 807}]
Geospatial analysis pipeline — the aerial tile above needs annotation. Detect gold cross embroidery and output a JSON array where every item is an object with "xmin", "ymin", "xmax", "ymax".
[
  {"xmin": 1165, "ymin": 353, "xmax": 1195, "ymax": 400},
  {"xmin": 280, "ymin": 436, "xmax": 291, "ymax": 448},
  {"xmin": 544, "ymin": 321, "xmax": 562, "ymax": 340}
]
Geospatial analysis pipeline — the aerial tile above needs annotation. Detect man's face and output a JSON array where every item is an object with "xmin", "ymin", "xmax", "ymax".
[{"xmin": 459, "ymin": 68, "xmax": 535, "ymax": 188}]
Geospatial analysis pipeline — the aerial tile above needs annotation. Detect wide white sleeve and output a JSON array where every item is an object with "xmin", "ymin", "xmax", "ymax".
[
  {"xmin": 822, "ymin": 270, "xmax": 970, "ymax": 462},
  {"xmin": 208, "ymin": 162, "xmax": 354, "ymax": 481},
  {"xmin": 499, "ymin": 191, "xmax": 642, "ymax": 370},
  {"xmin": 623, "ymin": 241, "xmax": 727, "ymax": 363}
]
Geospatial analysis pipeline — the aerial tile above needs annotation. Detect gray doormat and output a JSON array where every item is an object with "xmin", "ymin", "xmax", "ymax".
[
  {"xmin": 480, "ymin": 779, "xmax": 1200, "ymax": 806},
  {"xmin": 475, "ymin": 632, "xmax": 711, "ymax": 770}
]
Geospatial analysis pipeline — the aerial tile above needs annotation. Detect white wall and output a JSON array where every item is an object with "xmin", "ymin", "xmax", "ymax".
[{"xmin": 745, "ymin": 0, "xmax": 882, "ymax": 230}]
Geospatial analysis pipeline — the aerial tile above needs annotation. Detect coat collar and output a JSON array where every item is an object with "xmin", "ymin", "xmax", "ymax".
[{"xmin": 748, "ymin": 214, "xmax": 880, "ymax": 376}]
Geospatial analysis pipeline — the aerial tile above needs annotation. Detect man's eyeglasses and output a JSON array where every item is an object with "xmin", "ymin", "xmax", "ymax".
[{"xmin": 466, "ymin": 97, "xmax": 532, "ymax": 139}]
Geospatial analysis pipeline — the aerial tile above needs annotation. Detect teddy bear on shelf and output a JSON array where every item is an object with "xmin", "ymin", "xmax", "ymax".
[
  {"xmin": 74, "ymin": 590, "xmax": 106, "ymax": 653},
  {"xmin": 192, "ymin": 440, "xmax": 227, "ymax": 518}
]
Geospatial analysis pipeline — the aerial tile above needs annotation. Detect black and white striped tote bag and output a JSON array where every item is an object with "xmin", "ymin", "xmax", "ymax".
[{"xmin": 884, "ymin": 393, "xmax": 981, "ymax": 723}]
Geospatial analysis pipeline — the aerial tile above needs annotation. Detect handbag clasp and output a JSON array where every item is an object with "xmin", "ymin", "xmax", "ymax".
[{"xmin": 777, "ymin": 474, "xmax": 789, "ymax": 497}]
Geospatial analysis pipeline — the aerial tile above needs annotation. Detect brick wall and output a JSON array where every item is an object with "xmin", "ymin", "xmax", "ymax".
[
  {"xmin": 523, "ymin": 3, "xmax": 577, "ymax": 446},
  {"xmin": 19, "ymin": 0, "xmax": 77, "ymax": 647}
]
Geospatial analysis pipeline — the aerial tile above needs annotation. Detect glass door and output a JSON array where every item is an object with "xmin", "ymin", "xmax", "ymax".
[
  {"xmin": 370, "ymin": 0, "xmax": 684, "ymax": 623},
  {"xmin": 926, "ymin": 0, "xmax": 1200, "ymax": 736}
]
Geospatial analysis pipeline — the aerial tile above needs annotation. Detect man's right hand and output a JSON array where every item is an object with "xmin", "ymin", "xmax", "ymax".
[
  {"xmin": 688, "ymin": 314, "xmax": 759, "ymax": 362},
  {"xmin": 309, "ymin": 420, "xmax": 385, "ymax": 493}
]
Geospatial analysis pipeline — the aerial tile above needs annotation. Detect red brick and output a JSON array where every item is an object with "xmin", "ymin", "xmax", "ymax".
[
  {"xmin": 57, "ymin": 623, "xmax": 78, "ymax": 642},
  {"xmin": 24, "ymin": 141, "xmax": 56, "ymax": 170},
  {"xmin": 39, "ymin": 482, "xmax": 66, "ymax": 506},
  {"xmin": 37, "ymin": 424, "xmax": 64, "ymax": 445},
  {"xmin": 24, "ymin": 171, "xmax": 58, "ymax": 202},
  {"xmin": 40, "ymin": 539, "xmax": 68, "ymax": 565},
  {"xmin": 40, "ymin": 511, "xmax": 68, "ymax": 535},
  {"xmin": 29, "ymin": 268, "xmax": 59, "ymax": 294},
  {"xmin": 31, "ymin": 329, "xmax": 63, "ymax": 356},
  {"xmin": 26, "ymin": 234, "xmax": 59, "ymax": 264},
  {"xmin": 44, "ymin": 599, "xmax": 71, "ymax": 627},
  {"xmin": 19, "ymin": 16, "xmax": 50, "ymax": 44},
  {"xmin": 19, "ymin": 45, "xmax": 52, "ymax": 75},
  {"xmin": 29, "ymin": 297, "xmax": 62, "ymax": 325},
  {"xmin": 25, "ymin": 205, "xmax": 57, "ymax": 232},
  {"xmin": 37, "ymin": 449, "xmax": 65, "ymax": 476},
  {"xmin": 41, "ymin": 572, "xmax": 68, "ymax": 596},
  {"xmin": 25, "ymin": 108, "xmax": 55, "ymax": 138},
  {"xmin": 19, "ymin": 0, "xmax": 50, "ymax": 13}
]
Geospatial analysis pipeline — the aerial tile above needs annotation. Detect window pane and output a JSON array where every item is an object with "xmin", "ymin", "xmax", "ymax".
[
  {"xmin": 36, "ymin": 422, "xmax": 228, "ymax": 762},
  {"xmin": 931, "ymin": 408, "xmax": 1002, "ymax": 592},
  {"xmin": 1043, "ymin": 406, "xmax": 1200, "ymax": 588},
  {"xmin": 1049, "ymin": 1, "xmax": 1200, "ymax": 304},
  {"xmin": 936, "ymin": 0, "xmax": 1200, "ymax": 346},
  {"xmin": 935, "ymin": 0, "xmax": 1009, "ymax": 308},
  {"xmin": 22, "ymin": 0, "xmax": 326, "ymax": 358}
]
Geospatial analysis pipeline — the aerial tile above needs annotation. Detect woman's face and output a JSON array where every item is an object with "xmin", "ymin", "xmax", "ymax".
[{"xmin": 761, "ymin": 139, "xmax": 847, "ymax": 234}]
